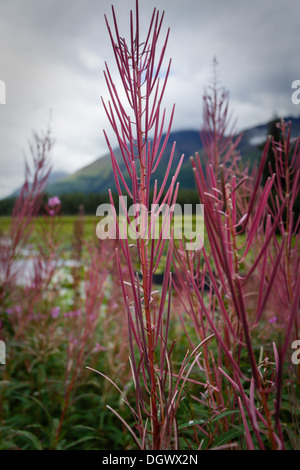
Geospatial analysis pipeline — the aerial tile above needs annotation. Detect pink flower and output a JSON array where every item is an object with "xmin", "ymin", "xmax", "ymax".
[
  {"xmin": 94, "ymin": 342, "xmax": 107, "ymax": 352},
  {"xmin": 46, "ymin": 196, "xmax": 61, "ymax": 216},
  {"xmin": 50, "ymin": 306, "xmax": 60, "ymax": 319},
  {"xmin": 268, "ymin": 316, "xmax": 277, "ymax": 324},
  {"xmin": 48, "ymin": 196, "xmax": 61, "ymax": 208}
]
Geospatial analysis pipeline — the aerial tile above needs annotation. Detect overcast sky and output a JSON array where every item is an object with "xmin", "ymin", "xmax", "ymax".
[{"xmin": 0, "ymin": 0, "xmax": 299, "ymax": 198}]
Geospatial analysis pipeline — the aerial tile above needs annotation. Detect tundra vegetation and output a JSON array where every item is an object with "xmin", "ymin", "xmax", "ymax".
[{"xmin": 0, "ymin": 0, "xmax": 299, "ymax": 451}]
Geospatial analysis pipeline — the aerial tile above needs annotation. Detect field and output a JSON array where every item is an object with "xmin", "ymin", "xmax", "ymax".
[
  {"xmin": 0, "ymin": 195, "xmax": 299, "ymax": 450},
  {"xmin": 0, "ymin": 215, "xmax": 97, "ymax": 245},
  {"xmin": 0, "ymin": 0, "xmax": 299, "ymax": 451},
  {"xmin": 0, "ymin": 214, "xmax": 211, "ymax": 450}
]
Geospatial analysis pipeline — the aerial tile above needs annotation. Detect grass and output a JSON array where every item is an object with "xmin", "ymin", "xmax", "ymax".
[
  {"xmin": 0, "ymin": 215, "xmax": 97, "ymax": 246},
  {"xmin": 0, "ymin": 214, "xmax": 207, "ymax": 251}
]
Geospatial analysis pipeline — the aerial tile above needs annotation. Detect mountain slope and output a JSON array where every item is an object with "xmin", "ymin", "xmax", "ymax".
[
  {"xmin": 10, "ymin": 170, "xmax": 70, "ymax": 198},
  {"xmin": 34, "ymin": 115, "xmax": 300, "ymax": 196},
  {"xmin": 47, "ymin": 129, "xmax": 203, "ymax": 196}
]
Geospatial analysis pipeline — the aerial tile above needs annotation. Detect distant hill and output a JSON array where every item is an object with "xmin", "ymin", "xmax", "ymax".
[
  {"xmin": 45, "ymin": 129, "xmax": 202, "ymax": 196},
  {"xmin": 8, "ymin": 115, "xmax": 300, "ymax": 198},
  {"xmin": 10, "ymin": 170, "xmax": 70, "ymax": 198},
  {"xmin": 238, "ymin": 115, "xmax": 300, "ymax": 164}
]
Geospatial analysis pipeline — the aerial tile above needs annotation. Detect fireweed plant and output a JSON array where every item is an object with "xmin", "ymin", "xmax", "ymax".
[
  {"xmin": 91, "ymin": 0, "xmax": 198, "ymax": 450},
  {"xmin": 0, "ymin": 129, "xmax": 113, "ymax": 449},
  {"xmin": 172, "ymin": 77, "xmax": 300, "ymax": 448},
  {"xmin": 93, "ymin": 1, "xmax": 300, "ymax": 450},
  {"xmin": 0, "ymin": 1, "xmax": 298, "ymax": 452},
  {"xmin": 0, "ymin": 128, "xmax": 52, "ymax": 307}
]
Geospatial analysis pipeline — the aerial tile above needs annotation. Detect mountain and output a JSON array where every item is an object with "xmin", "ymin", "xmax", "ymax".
[
  {"xmin": 47, "ymin": 129, "xmax": 203, "ymax": 196},
  {"xmin": 237, "ymin": 115, "xmax": 300, "ymax": 165},
  {"xmin": 10, "ymin": 170, "xmax": 70, "ymax": 198},
  {"xmin": 10, "ymin": 115, "xmax": 300, "ymax": 198}
]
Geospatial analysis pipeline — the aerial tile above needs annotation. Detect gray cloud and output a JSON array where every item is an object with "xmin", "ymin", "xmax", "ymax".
[{"xmin": 0, "ymin": 0, "xmax": 299, "ymax": 198}]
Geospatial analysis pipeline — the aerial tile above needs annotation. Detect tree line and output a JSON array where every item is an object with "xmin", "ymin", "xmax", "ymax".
[{"xmin": 0, "ymin": 189, "xmax": 201, "ymax": 216}]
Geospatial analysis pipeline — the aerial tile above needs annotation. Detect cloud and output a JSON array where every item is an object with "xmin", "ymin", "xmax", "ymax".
[{"xmin": 0, "ymin": 0, "xmax": 299, "ymax": 198}]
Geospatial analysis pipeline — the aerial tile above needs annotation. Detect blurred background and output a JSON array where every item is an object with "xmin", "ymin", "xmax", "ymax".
[{"xmin": 0, "ymin": 0, "xmax": 299, "ymax": 199}]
